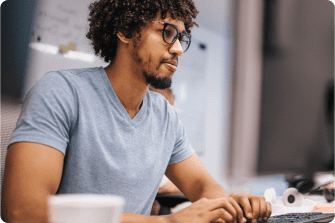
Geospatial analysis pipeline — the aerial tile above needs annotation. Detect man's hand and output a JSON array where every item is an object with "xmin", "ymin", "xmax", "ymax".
[
  {"xmin": 229, "ymin": 193, "xmax": 272, "ymax": 223},
  {"xmin": 166, "ymin": 197, "xmax": 247, "ymax": 223}
]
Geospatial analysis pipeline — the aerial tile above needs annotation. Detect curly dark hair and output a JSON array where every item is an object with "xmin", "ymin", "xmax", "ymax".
[{"xmin": 86, "ymin": 0, "xmax": 199, "ymax": 63}]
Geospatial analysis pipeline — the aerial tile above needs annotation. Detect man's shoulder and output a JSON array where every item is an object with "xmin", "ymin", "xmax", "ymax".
[
  {"xmin": 37, "ymin": 66, "xmax": 103, "ymax": 89},
  {"xmin": 54, "ymin": 66, "xmax": 102, "ymax": 79},
  {"xmin": 29, "ymin": 67, "xmax": 102, "ymax": 101}
]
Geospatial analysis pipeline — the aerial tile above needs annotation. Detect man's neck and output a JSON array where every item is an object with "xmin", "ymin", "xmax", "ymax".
[{"xmin": 104, "ymin": 61, "xmax": 148, "ymax": 119}]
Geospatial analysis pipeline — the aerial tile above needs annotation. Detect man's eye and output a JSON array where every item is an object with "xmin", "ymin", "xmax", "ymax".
[
  {"xmin": 159, "ymin": 30, "xmax": 169, "ymax": 36},
  {"xmin": 164, "ymin": 31, "xmax": 171, "ymax": 36},
  {"xmin": 163, "ymin": 30, "xmax": 173, "ymax": 37}
]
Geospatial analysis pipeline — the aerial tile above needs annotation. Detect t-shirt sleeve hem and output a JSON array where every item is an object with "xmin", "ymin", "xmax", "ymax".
[
  {"xmin": 168, "ymin": 148, "xmax": 195, "ymax": 165},
  {"xmin": 8, "ymin": 135, "xmax": 67, "ymax": 155}
]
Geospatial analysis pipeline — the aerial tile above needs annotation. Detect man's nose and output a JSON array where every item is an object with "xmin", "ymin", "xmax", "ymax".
[{"xmin": 169, "ymin": 39, "xmax": 183, "ymax": 57}]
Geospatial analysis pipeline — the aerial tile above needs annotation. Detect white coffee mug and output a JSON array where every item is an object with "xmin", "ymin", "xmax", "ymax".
[{"xmin": 48, "ymin": 194, "xmax": 125, "ymax": 223}]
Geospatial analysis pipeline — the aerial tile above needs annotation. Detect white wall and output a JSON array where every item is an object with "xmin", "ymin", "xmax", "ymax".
[{"xmin": 193, "ymin": 0, "xmax": 233, "ymax": 38}]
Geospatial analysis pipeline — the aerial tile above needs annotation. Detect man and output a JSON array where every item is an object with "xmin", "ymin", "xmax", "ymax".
[{"xmin": 1, "ymin": 0, "xmax": 271, "ymax": 222}]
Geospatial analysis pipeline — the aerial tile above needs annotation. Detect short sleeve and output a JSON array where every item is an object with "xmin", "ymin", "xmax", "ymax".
[
  {"xmin": 168, "ymin": 114, "xmax": 195, "ymax": 165},
  {"xmin": 8, "ymin": 71, "xmax": 78, "ymax": 155}
]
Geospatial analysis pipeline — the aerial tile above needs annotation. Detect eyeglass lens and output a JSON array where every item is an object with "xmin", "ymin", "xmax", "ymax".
[{"xmin": 163, "ymin": 24, "xmax": 190, "ymax": 52}]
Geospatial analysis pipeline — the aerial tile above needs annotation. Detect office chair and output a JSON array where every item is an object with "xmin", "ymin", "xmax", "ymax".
[{"xmin": 1, "ymin": 98, "xmax": 23, "ymax": 214}]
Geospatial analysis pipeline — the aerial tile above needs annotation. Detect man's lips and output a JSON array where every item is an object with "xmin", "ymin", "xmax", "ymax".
[
  {"xmin": 162, "ymin": 59, "xmax": 178, "ymax": 72},
  {"xmin": 165, "ymin": 60, "xmax": 178, "ymax": 67},
  {"xmin": 163, "ymin": 63, "xmax": 178, "ymax": 72}
]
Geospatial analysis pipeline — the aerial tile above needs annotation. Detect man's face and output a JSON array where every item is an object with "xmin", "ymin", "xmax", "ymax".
[{"xmin": 131, "ymin": 13, "xmax": 185, "ymax": 89}]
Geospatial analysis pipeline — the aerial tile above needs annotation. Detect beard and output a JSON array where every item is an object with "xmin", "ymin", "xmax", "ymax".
[
  {"xmin": 132, "ymin": 39, "xmax": 172, "ymax": 90},
  {"xmin": 143, "ymin": 71, "xmax": 172, "ymax": 89}
]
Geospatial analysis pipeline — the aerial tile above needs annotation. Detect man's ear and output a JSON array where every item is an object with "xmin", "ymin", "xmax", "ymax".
[{"xmin": 117, "ymin": 32, "xmax": 131, "ymax": 44}]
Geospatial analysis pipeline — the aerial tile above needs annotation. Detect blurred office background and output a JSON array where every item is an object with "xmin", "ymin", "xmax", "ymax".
[{"xmin": 1, "ymin": 0, "xmax": 334, "ymax": 200}]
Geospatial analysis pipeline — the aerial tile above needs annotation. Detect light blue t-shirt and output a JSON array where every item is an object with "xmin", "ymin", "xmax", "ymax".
[{"xmin": 9, "ymin": 67, "xmax": 194, "ymax": 215}]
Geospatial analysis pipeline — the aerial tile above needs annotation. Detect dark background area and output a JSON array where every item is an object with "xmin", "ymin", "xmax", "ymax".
[{"xmin": 1, "ymin": 0, "xmax": 37, "ymax": 102}]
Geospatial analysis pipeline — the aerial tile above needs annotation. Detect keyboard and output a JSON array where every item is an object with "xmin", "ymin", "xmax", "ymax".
[{"xmin": 259, "ymin": 212, "xmax": 335, "ymax": 223}]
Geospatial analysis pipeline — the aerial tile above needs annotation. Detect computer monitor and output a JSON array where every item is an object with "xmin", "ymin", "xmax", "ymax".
[
  {"xmin": 227, "ymin": 0, "xmax": 334, "ymax": 182},
  {"xmin": 1, "ymin": 0, "xmax": 37, "ymax": 102}
]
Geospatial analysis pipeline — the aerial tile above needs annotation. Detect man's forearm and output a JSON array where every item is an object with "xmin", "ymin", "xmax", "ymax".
[
  {"xmin": 122, "ymin": 213, "xmax": 167, "ymax": 223},
  {"xmin": 1, "ymin": 193, "xmax": 49, "ymax": 223},
  {"xmin": 197, "ymin": 178, "xmax": 229, "ymax": 200}
]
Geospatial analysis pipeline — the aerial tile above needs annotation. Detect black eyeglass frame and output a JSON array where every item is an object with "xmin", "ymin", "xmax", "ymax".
[{"xmin": 150, "ymin": 21, "xmax": 191, "ymax": 53}]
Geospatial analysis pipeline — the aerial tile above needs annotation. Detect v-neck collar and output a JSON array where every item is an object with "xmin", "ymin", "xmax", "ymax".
[{"xmin": 99, "ymin": 67, "xmax": 148, "ymax": 128}]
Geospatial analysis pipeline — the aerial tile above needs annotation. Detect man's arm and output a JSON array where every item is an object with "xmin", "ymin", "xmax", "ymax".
[
  {"xmin": 165, "ymin": 154, "xmax": 272, "ymax": 223},
  {"xmin": 1, "ymin": 142, "xmax": 64, "ymax": 222},
  {"xmin": 165, "ymin": 154, "xmax": 228, "ymax": 202}
]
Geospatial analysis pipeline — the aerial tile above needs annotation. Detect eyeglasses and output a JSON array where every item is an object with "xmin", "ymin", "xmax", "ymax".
[{"xmin": 150, "ymin": 21, "xmax": 191, "ymax": 53}]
